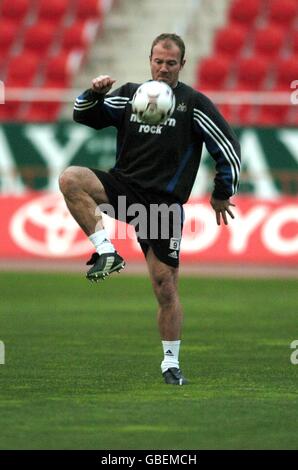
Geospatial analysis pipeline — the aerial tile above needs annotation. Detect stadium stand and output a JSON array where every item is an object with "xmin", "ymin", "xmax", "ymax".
[
  {"xmin": 0, "ymin": 0, "xmax": 110, "ymax": 122},
  {"xmin": 0, "ymin": 0, "xmax": 297, "ymax": 126},
  {"xmin": 195, "ymin": 0, "xmax": 298, "ymax": 125},
  {"xmin": 23, "ymin": 52, "xmax": 81, "ymax": 121},
  {"xmin": 257, "ymin": 56, "xmax": 298, "ymax": 125}
]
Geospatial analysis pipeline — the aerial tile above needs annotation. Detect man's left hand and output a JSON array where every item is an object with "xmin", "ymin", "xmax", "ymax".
[{"xmin": 210, "ymin": 197, "xmax": 235, "ymax": 226}]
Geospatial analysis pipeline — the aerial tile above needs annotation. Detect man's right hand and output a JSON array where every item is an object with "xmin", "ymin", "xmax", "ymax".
[{"xmin": 91, "ymin": 75, "xmax": 116, "ymax": 94}]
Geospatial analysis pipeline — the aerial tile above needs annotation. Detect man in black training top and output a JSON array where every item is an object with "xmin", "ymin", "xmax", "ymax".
[{"xmin": 59, "ymin": 33, "xmax": 241, "ymax": 386}]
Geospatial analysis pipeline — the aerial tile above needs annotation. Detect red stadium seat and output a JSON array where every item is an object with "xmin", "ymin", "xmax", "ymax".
[
  {"xmin": 274, "ymin": 56, "xmax": 298, "ymax": 90},
  {"xmin": 254, "ymin": 26, "xmax": 284, "ymax": 59},
  {"xmin": 60, "ymin": 21, "xmax": 97, "ymax": 53},
  {"xmin": 268, "ymin": 0, "xmax": 298, "ymax": 28},
  {"xmin": 36, "ymin": 0, "xmax": 69, "ymax": 23},
  {"xmin": 196, "ymin": 54, "xmax": 233, "ymax": 119},
  {"xmin": 0, "ymin": 21, "xmax": 19, "ymax": 57},
  {"xmin": 23, "ymin": 22, "xmax": 57, "ymax": 57},
  {"xmin": 5, "ymin": 53, "xmax": 39, "ymax": 87},
  {"xmin": 213, "ymin": 25, "xmax": 247, "ymax": 58},
  {"xmin": 43, "ymin": 53, "xmax": 80, "ymax": 87},
  {"xmin": 0, "ymin": 0, "xmax": 30, "ymax": 24},
  {"xmin": 23, "ymin": 52, "xmax": 82, "ymax": 121},
  {"xmin": 0, "ymin": 53, "xmax": 39, "ymax": 121},
  {"xmin": 235, "ymin": 56, "xmax": 269, "ymax": 90},
  {"xmin": 75, "ymin": 0, "xmax": 103, "ymax": 20},
  {"xmin": 196, "ymin": 56, "xmax": 230, "ymax": 91},
  {"xmin": 257, "ymin": 102, "xmax": 292, "ymax": 126},
  {"xmin": 228, "ymin": 0, "xmax": 262, "ymax": 29},
  {"xmin": 194, "ymin": 0, "xmax": 297, "ymax": 125},
  {"xmin": 24, "ymin": 101, "xmax": 62, "ymax": 122},
  {"xmin": 25, "ymin": 54, "xmax": 72, "ymax": 122},
  {"xmin": 232, "ymin": 56, "xmax": 270, "ymax": 125}
]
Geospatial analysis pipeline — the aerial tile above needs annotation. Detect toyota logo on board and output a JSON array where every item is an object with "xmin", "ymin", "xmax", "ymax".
[{"xmin": 10, "ymin": 193, "xmax": 93, "ymax": 257}]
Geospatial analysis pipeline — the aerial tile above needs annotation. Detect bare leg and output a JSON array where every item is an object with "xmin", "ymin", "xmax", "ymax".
[
  {"xmin": 59, "ymin": 166, "xmax": 109, "ymax": 236},
  {"xmin": 146, "ymin": 248, "xmax": 183, "ymax": 340}
]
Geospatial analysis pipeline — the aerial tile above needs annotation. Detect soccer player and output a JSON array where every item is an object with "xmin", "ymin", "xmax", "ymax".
[{"xmin": 59, "ymin": 33, "xmax": 241, "ymax": 385}]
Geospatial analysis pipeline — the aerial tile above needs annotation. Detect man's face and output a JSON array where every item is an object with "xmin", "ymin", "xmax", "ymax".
[{"xmin": 150, "ymin": 41, "xmax": 185, "ymax": 88}]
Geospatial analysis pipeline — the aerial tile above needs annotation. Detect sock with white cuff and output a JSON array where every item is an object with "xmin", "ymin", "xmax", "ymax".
[
  {"xmin": 161, "ymin": 340, "xmax": 181, "ymax": 373},
  {"xmin": 89, "ymin": 229, "xmax": 115, "ymax": 255}
]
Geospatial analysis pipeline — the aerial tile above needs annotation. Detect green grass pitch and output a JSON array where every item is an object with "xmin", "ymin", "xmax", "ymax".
[{"xmin": 0, "ymin": 272, "xmax": 297, "ymax": 450}]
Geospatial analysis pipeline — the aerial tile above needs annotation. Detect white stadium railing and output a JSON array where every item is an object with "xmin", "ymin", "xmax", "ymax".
[{"xmin": 2, "ymin": 88, "xmax": 297, "ymax": 105}]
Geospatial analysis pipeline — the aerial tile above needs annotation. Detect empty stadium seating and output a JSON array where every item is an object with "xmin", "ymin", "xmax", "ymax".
[
  {"xmin": 0, "ymin": 0, "xmax": 107, "ymax": 122},
  {"xmin": 1, "ymin": 0, "xmax": 297, "ymax": 125},
  {"xmin": 0, "ymin": 52, "xmax": 39, "ymax": 121},
  {"xmin": 23, "ymin": 53, "xmax": 82, "ymax": 122},
  {"xmin": 195, "ymin": 0, "xmax": 298, "ymax": 125}
]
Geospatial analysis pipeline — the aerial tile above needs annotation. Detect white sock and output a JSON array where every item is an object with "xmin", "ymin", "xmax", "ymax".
[
  {"xmin": 161, "ymin": 340, "xmax": 181, "ymax": 373},
  {"xmin": 89, "ymin": 229, "xmax": 115, "ymax": 255}
]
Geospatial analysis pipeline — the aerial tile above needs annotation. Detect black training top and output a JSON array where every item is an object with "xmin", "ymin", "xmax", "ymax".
[{"xmin": 73, "ymin": 81, "xmax": 241, "ymax": 204}]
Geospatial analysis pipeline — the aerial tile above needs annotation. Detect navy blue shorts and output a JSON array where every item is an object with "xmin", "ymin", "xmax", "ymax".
[{"xmin": 90, "ymin": 169, "xmax": 184, "ymax": 268}]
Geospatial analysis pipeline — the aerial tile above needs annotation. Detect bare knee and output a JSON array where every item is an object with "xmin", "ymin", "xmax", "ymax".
[
  {"xmin": 59, "ymin": 166, "xmax": 108, "ymax": 203},
  {"xmin": 59, "ymin": 166, "xmax": 83, "ymax": 195},
  {"xmin": 152, "ymin": 271, "xmax": 178, "ymax": 308}
]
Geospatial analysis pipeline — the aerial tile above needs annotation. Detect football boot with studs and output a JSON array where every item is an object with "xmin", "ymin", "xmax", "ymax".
[{"xmin": 86, "ymin": 252, "xmax": 125, "ymax": 282}]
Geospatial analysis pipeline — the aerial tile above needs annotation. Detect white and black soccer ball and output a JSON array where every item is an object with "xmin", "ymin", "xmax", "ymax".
[{"xmin": 132, "ymin": 80, "xmax": 175, "ymax": 125}]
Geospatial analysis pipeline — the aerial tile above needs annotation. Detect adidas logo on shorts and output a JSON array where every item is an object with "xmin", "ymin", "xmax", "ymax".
[{"xmin": 168, "ymin": 251, "xmax": 178, "ymax": 259}]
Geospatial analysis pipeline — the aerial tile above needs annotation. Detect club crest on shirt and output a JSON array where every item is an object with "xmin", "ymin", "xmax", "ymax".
[{"xmin": 177, "ymin": 102, "xmax": 187, "ymax": 112}]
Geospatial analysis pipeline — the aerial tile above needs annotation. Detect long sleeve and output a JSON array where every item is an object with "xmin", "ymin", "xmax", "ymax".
[
  {"xmin": 193, "ymin": 92, "xmax": 241, "ymax": 200},
  {"xmin": 73, "ymin": 86, "xmax": 130, "ymax": 130}
]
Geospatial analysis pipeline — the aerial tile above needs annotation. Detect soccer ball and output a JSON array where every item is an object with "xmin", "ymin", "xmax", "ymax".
[{"xmin": 132, "ymin": 80, "xmax": 175, "ymax": 125}]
